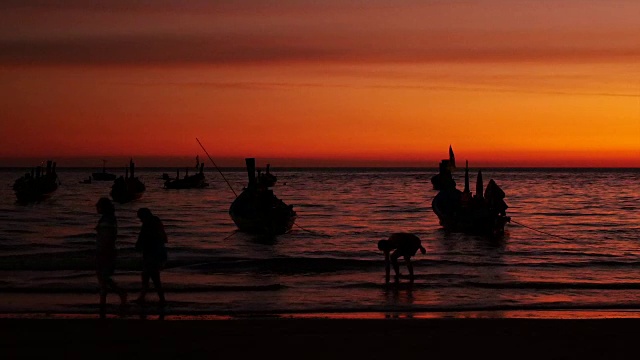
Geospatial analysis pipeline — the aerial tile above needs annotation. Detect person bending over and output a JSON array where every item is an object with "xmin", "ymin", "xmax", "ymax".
[{"xmin": 377, "ymin": 233, "xmax": 426, "ymax": 283}]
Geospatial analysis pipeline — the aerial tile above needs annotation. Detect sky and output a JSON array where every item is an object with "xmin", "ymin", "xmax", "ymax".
[{"xmin": 0, "ymin": 0, "xmax": 638, "ymax": 167}]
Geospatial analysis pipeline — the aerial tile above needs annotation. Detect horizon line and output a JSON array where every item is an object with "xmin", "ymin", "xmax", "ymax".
[
  {"xmin": 1, "ymin": 165, "xmax": 639, "ymax": 170},
  {"xmin": 1, "ymin": 155, "xmax": 639, "ymax": 169}
]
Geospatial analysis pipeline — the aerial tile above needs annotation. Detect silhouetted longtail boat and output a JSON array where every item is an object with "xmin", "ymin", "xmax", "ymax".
[
  {"xmin": 110, "ymin": 159, "xmax": 146, "ymax": 204},
  {"xmin": 431, "ymin": 152, "xmax": 510, "ymax": 237},
  {"xmin": 229, "ymin": 158, "xmax": 296, "ymax": 235},
  {"xmin": 92, "ymin": 160, "xmax": 117, "ymax": 181},
  {"xmin": 164, "ymin": 156, "xmax": 209, "ymax": 189},
  {"xmin": 13, "ymin": 160, "xmax": 60, "ymax": 202}
]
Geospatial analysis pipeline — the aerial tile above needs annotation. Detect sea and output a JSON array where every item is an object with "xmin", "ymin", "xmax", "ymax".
[{"xmin": 1, "ymin": 167, "xmax": 639, "ymax": 319}]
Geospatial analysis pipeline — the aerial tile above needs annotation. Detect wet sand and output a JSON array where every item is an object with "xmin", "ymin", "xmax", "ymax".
[{"xmin": 1, "ymin": 317, "xmax": 636, "ymax": 360}]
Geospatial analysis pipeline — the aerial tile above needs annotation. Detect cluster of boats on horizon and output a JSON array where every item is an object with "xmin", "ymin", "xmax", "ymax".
[{"xmin": 11, "ymin": 146, "xmax": 510, "ymax": 237}]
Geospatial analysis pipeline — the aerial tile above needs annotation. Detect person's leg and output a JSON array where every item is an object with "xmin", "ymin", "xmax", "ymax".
[
  {"xmin": 390, "ymin": 251, "xmax": 401, "ymax": 280},
  {"xmin": 137, "ymin": 269, "xmax": 150, "ymax": 302},
  {"xmin": 384, "ymin": 252, "xmax": 391, "ymax": 283},
  {"xmin": 150, "ymin": 270, "xmax": 166, "ymax": 305},
  {"xmin": 405, "ymin": 256, "xmax": 414, "ymax": 282},
  {"xmin": 106, "ymin": 277, "xmax": 127, "ymax": 305},
  {"xmin": 97, "ymin": 272, "xmax": 108, "ymax": 318}
]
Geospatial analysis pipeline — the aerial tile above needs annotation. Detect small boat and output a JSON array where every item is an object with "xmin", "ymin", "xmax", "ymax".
[
  {"xmin": 431, "ymin": 155, "xmax": 510, "ymax": 237},
  {"xmin": 13, "ymin": 160, "xmax": 60, "ymax": 202},
  {"xmin": 92, "ymin": 160, "xmax": 117, "ymax": 181},
  {"xmin": 80, "ymin": 177, "xmax": 92, "ymax": 184},
  {"xmin": 229, "ymin": 158, "xmax": 296, "ymax": 235},
  {"xmin": 164, "ymin": 157, "xmax": 209, "ymax": 189},
  {"xmin": 110, "ymin": 159, "xmax": 145, "ymax": 204}
]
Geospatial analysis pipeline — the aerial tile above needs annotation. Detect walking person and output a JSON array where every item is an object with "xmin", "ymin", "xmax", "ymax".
[
  {"xmin": 95, "ymin": 197, "xmax": 127, "ymax": 318},
  {"xmin": 377, "ymin": 233, "xmax": 426, "ymax": 283},
  {"xmin": 134, "ymin": 208, "xmax": 168, "ymax": 305}
]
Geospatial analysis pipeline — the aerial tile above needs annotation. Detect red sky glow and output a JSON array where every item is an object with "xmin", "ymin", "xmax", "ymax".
[{"xmin": 1, "ymin": 1, "xmax": 638, "ymax": 167}]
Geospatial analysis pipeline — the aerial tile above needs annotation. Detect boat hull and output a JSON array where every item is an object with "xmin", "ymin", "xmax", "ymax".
[
  {"xmin": 13, "ymin": 175, "xmax": 59, "ymax": 203},
  {"xmin": 164, "ymin": 174, "xmax": 208, "ymax": 189},
  {"xmin": 92, "ymin": 173, "xmax": 116, "ymax": 181},
  {"xmin": 110, "ymin": 178, "xmax": 145, "ymax": 204},
  {"xmin": 164, "ymin": 182, "xmax": 209, "ymax": 189},
  {"xmin": 14, "ymin": 185, "xmax": 58, "ymax": 203},
  {"xmin": 229, "ymin": 212, "xmax": 297, "ymax": 235},
  {"xmin": 432, "ymin": 191, "xmax": 510, "ymax": 237},
  {"xmin": 110, "ymin": 190, "xmax": 144, "ymax": 204},
  {"xmin": 229, "ymin": 190, "xmax": 296, "ymax": 235}
]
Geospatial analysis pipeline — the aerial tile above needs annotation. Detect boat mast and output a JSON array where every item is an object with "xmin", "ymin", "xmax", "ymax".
[
  {"xmin": 464, "ymin": 160, "xmax": 470, "ymax": 193},
  {"xmin": 449, "ymin": 145, "xmax": 456, "ymax": 169},
  {"xmin": 475, "ymin": 170, "xmax": 484, "ymax": 200}
]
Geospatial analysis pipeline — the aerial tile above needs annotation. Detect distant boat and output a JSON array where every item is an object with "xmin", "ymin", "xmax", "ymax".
[
  {"xmin": 92, "ymin": 160, "xmax": 117, "ymax": 181},
  {"xmin": 110, "ymin": 159, "xmax": 145, "ymax": 204},
  {"xmin": 13, "ymin": 160, "xmax": 60, "ymax": 202},
  {"xmin": 431, "ymin": 153, "xmax": 510, "ymax": 237},
  {"xmin": 229, "ymin": 158, "xmax": 296, "ymax": 235},
  {"xmin": 164, "ymin": 157, "xmax": 209, "ymax": 189}
]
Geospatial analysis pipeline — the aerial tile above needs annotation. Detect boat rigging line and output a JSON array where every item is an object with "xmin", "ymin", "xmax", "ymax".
[
  {"xmin": 196, "ymin": 137, "xmax": 237, "ymax": 197},
  {"xmin": 293, "ymin": 223, "xmax": 330, "ymax": 237},
  {"xmin": 223, "ymin": 230, "xmax": 239, "ymax": 241},
  {"xmin": 510, "ymin": 219, "xmax": 574, "ymax": 241}
]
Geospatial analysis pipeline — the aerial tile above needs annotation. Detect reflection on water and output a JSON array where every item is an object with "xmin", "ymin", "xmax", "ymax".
[
  {"xmin": 383, "ymin": 282, "xmax": 415, "ymax": 319},
  {"xmin": 0, "ymin": 168, "xmax": 639, "ymax": 317}
]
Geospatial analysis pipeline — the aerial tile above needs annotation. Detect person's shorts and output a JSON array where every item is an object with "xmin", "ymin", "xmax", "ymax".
[
  {"xmin": 96, "ymin": 256, "xmax": 116, "ymax": 279},
  {"xmin": 142, "ymin": 257, "xmax": 166, "ymax": 272}
]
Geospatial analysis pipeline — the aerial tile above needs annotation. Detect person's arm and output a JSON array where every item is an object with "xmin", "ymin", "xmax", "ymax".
[
  {"xmin": 158, "ymin": 221, "xmax": 168, "ymax": 243},
  {"xmin": 106, "ymin": 227, "xmax": 117, "ymax": 248},
  {"xmin": 135, "ymin": 225, "xmax": 144, "ymax": 251},
  {"xmin": 384, "ymin": 252, "xmax": 391, "ymax": 283}
]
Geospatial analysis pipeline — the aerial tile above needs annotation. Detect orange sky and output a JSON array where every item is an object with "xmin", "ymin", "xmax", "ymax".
[{"xmin": 0, "ymin": 1, "xmax": 638, "ymax": 167}]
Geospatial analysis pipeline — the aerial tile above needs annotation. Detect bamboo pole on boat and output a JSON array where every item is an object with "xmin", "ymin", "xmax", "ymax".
[
  {"xmin": 475, "ymin": 170, "xmax": 484, "ymax": 200},
  {"xmin": 464, "ymin": 160, "xmax": 470, "ymax": 193},
  {"xmin": 196, "ymin": 137, "xmax": 238, "ymax": 197}
]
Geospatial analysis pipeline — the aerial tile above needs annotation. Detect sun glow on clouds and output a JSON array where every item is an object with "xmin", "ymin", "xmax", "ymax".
[{"xmin": 0, "ymin": 1, "xmax": 638, "ymax": 167}]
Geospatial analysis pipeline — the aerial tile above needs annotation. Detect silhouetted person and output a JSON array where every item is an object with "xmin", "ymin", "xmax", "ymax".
[
  {"xmin": 377, "ymin": 233, "xmax": 426, "ymax": 283},
  {"xmin": 95, "ymin": 197, "xmax": 127, "ymax": 318},
  {"xmin": 134, "ymin": 208, "xmax": 168, "ymax": 305}
]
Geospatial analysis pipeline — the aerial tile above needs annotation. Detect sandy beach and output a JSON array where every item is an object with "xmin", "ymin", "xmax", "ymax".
[{"xmin": 1, "ymin": 316, "xmax": 637, "ymax": 360}]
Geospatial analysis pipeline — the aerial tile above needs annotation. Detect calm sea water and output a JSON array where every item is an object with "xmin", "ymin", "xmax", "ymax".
[{"xmin": 1, "ymin": 167, "xmax": 639, "ymax": 318}]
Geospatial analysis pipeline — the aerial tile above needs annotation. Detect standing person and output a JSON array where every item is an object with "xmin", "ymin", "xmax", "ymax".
[
  {"xmin": 134, "ymin": 208, "xmax": 168, "ymax": 305},
  {"xmin": 377, "ymin": 233, "xmax": 426, "ymax": 283},
  {"xmin": 95, "ymin": 197, "xmax": 127, "ymax": 318}
]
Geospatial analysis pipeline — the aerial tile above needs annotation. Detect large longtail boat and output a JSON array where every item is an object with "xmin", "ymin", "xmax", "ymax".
[
  {"xmin": 92, "ymin": 160, "xmax": 117, "ymax": 181},
  {"xmin": 164, "ymin": 156, "xmax": 209, "ymax": 189},
  {"xmin": 110, "ymin": 159, "xmax": 146, "ymax": 204},
  {"xmin": 229, "ymin": 158, "xmax": 296, "ymax": 235},
  {"xmin": 431, "ymin": 150, "xmax": 510, "ymax": 237},
  {"xmin": 13, "ymin": 160, "xmax": 60, "ymax": 202}
]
